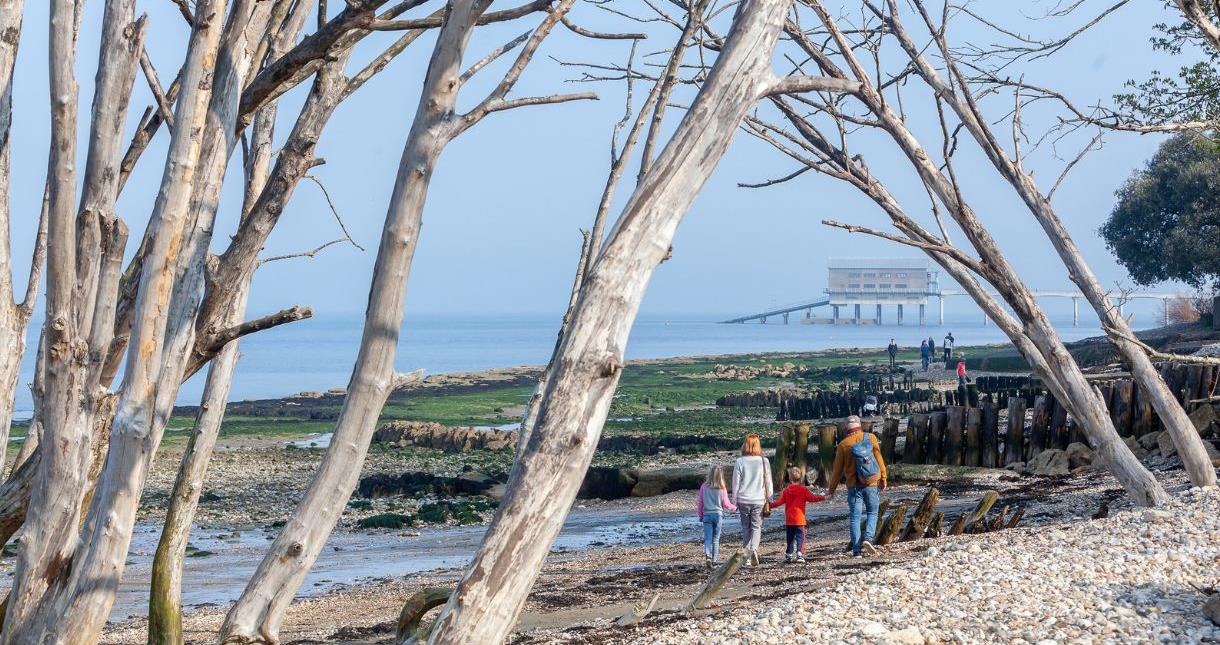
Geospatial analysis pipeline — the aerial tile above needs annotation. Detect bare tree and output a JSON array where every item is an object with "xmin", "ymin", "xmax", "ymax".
[
  {"xmin": 871, "ymin": 0, "xmax": 1213, "ymax": 488},
  {"xmin": 218, "ymin": 1, "xmax": 598, "ymax": 641},
  {"xmin": 0, "ymin": 0, "xmax": 45, "ymax": 474},
  {"xmin": 424, "ymin": 0, "xmax": 858, "ymax": 641},
  {"xmin": 728, "ymin": 0, "xmax": 1169, "ymax": 505}
]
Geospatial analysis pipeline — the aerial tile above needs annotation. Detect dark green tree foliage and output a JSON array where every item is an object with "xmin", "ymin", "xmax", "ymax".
[
  {"xmin": 1102, "ymin": 133, "xmax": 1220, "ymax": 289},
  {"xmin": 1115, "ymin": 2, "xmax": 1220, "ymax": 125}
]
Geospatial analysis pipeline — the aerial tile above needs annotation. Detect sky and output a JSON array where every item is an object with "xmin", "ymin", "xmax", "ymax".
[{"xmin": 2, "ymin": 0, "xmax": 1199, "ymax": 327}]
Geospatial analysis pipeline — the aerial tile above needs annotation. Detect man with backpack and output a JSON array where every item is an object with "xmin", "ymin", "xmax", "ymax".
[
  {"xmin": 827, "ymin": 415, "xmax": 887, "ymax": 558},
  {"xmin": 887, "ymin": 338, "xmax": 898, "ymax": 369}
]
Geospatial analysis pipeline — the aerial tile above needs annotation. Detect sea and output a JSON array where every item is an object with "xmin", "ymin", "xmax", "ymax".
[{"xmin": 11, "ymin": 311, "xmax": 1119, "ymax": 420}]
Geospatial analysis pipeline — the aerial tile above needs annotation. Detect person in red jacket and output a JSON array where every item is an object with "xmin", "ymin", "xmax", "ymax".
[{"xmin": 769, "ymin": 467, "xmax": 827, "ymax": 563}]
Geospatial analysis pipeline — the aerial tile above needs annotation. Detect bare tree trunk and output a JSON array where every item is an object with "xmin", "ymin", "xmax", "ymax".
[
  {"xmin": 424, "ymin": 1, "xmax": 854, "ymax": 640},
  {"xmin": 796, "ymin": 0, "xmax": 1166, "ymax": 506},
  {"xmin": 882, "ymin": 0, "xmax": 1215, "ymax": 489},
  {"xmin": 218, "ymin": 2, "xmax": 491, "ymax": 641},
  {"xmin": 1, "ymin": 0, "xmax": 88, "ymax": 637}
]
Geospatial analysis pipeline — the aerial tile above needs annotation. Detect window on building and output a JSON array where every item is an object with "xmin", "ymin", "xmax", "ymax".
[
  {"xmin": 863, "ymin": 283, "xmax": 876, "ymax": 289},
  {"xmin": 863, "ymin": 273, "xmax": 876, "ymax": 277},
  {"xmin": 879, "ymin": 273, "xmax": 891, "ymax": 278},
  {"xmin": 848, "ymin": 283, "xmax": 860, "ymax": 289},
  {"xmin": 848, "ymin": 272, "xmax": 861, "ymax": 278},
  {"xmin": 896, "ymin": 272, "xmax": 908, "ymax": 278},
  {"xmin": 879, "ymin": 283, "xmax": 892, "ymax": 289},
  {"xmin": 895, "ymin": 283, "xmax": 908, "ymax": 289}
]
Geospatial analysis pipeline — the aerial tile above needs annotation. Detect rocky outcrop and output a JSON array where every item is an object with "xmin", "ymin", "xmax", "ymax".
[
  {"xmin": 1065, "ymin": 442, "xmax": 1095, "ymax": 469},
  {"xmin": 716, "ymin": 388, "xmax": 805, "ymax": 407},
  {"xmin": 373, "ymin": 420, "xmax": 517, "ymax": 452},
  {"xmin": 1028, "ymin": 449, "xmax": 1070, "ymax": 476},
  {"xmin": 703, "ymin": 362, "xmax": 808, "ymax": 381},
  {"xmin": 357, "ymin": 471, "xmax": 503, "ymax": 499},
  {"xmin": 578, "ymin": 464, "xmax": 732, "ymax": 500}
]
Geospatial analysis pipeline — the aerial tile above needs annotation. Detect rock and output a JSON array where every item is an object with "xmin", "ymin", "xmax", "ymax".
[
  {"xmin": 578, "ymin": 467, "xmax": 638, "ymax": 500},
  {"xmin": 1138, "ymin": 431, "xmax": 1162, "ymax": 451},
  {"xmin": 882, "ymin": 626, "xmax": 924, "ymax": 644},
  {"xmin": 1123, "ymin": 435, "xmax": 1149, "ymax": 459},
  {"xmin": 1141, "ymin": 509, "xmax": 1173, "ymax": 523},
  {"xmin": 1202, "ymin": 439, "xmax": 1220, "ymax": 466},
  {"xmin": 1156, "ymin": 432, "xmax": 1178, "ymax": 458},
  {"xmin": 1205, "ymin": 594, "xmax": 1220, "ymax": 627},
  {"xmin": 1064, "ymin": 442, "xmax": 1095, "ymax": 469},
  {"xmin": 1190, "ymin": 404, "xmax": 1217, "ymax": 437},
  {"xmin": 630, "ymin": 465, "xmax": 708, "ymax": 497},
  {"xmin": 356, "ymin": 471, "xmax": 500, "ymax": 499},
  {"xmin": 1005, "ymin": 461, "xmax": 1026, "ymax": 474},
  {"xmin": 372, "ymin": 420, "xmax": 518, "ymax": 453},
  {"xmin": 860, "ymin": 621, "xmax": 887, "ymax": 636},
  {"xmin": 1028, "ymin": 449, "xmax": 1070, "ymax": 476}
]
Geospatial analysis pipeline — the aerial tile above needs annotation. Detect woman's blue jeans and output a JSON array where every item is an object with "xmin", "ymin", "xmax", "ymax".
[
  {"xmin": 847, "ymin": 485, "xmax": 880, "ymax": 556},
  {"xmin": 702, "ymin": 514, "xmax": 723, "ymax": 561}
]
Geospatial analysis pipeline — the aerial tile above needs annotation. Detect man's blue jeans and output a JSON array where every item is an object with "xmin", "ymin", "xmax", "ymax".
[
  {"xmin": 847, "ymin": 485, "xmax": 880, "ymax": 555},
  {"xmin": 702, "ymin": 514, "xmax": 723, "ymax": 562}
]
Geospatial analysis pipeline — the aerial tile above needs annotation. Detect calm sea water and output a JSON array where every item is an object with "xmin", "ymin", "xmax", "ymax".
[{"xmin": 12, "ymin": 311, "xmax": 1118, "ymax": 418}]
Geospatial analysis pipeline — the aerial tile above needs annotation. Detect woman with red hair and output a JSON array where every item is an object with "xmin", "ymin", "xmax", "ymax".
[{"xmin": 732, "ymin": 433, "xmax": 773, "ymax": 566}]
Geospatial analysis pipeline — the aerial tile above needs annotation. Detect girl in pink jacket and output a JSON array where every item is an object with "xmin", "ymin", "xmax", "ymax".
[{"xmin": 697, "ymin": 466, "xmax": 737, "ymax": 570}]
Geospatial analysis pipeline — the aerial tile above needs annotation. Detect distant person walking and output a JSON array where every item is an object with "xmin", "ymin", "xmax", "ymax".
[
  {"xmin": 732, "ymin": 434, "xmax": 773, "ymax": 566},
  {"xmin": 887, "ymin": 339, "xmax": 898, "ymax": 368},
  {"xmin": 927, "ymin": 336, "xmax": 936, "ymax": 366},
  {"xmin": 943, "ymin": 332, "xmax": 955, "ymax": 363},
  {"xmin": 828, "ymin": 416, "xmax": 887, "ymax": 558},
  {"xmin": 697, "ymin": 466, "xmax": 736, "ymax": 570},
  {"xmin": 770, "ymin": 467, "xmax": 826, "ymax": 563},
  {"xmin": 956, "ymin": 358, "xmax": 967, "ymax": 387},
  {"xmin": 919, "ymin": 339, "xmax": 929, "ymax": 371}
]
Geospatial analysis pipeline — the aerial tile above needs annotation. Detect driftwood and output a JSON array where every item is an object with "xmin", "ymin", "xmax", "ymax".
[
  {"xmin": 874, "ymin": 503, "xmax": 908, "ymax": 546},
  {"xmin": 685, "ymin": 550, "xmax": 746, "ymax": 612},
  {"xmin": 944, "ymin": 406, "xmax": 965, "ymax": 467},
  {"xmin": 900, "ymin": 487, "xmax": 940, "ymax": 542},
  {"xmin": 926, "ymin": 512, "xmax": 945, "ymax": 538},
  {"xmin": 397, "ymin": 588, "xmax": 453, "ymax": 643},
  {"xmin": 617, "ymin": 591, "xmax": 661, "ymax": 626},
  {"xmin": 817, "ymin": 424, "xmax": 836, "ymax": 487},
  {"xmin": 1005, "ymin": 508, "xmax": 1025, "ymax": 529},
  {"xmin": 951, "ymin": 490, "xmax": 1000, "ymax": 536}
]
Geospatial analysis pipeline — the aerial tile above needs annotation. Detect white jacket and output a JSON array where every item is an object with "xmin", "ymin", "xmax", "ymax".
[{"xmin": 731, "ymin": 455, "xmax": 773, "ymax": 505}]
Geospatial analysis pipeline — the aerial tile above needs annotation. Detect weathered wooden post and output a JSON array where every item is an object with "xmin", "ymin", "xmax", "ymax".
[
  {"xmin": 1050, "ymin": 396, "xmax": 1070, "ymax": 449},
  {"xmin": 1110, "ymin": 380, "xmax": 1134, "ymax": 437},
  {"xmin": 965, "ymin": 407, "xmax": 983, "ymax": 467},
  {"xmin": 880, "ymin": 417, "xmax": 898, "ymax": 464},
  {"xmin": 1132, "ymin": 382, "xmax": 1153, "ymax": 438},
  {"xmin": 945, "ymin": 406, "xmax": 966, "ymax": 466},
  {"xmin": 1029, "ymin": 394, "xmax": 1052, "ymax": 460},
  {"xmin": 900, "ymin": 487, "xmax": 939, "ymax": 541},
  {"xmin": 950, "ymin": 490, "xmax": 999, "ymax": 536},
  {"xmin": 816, "ymin": 424, "xmax": 836, "ymax": 487},
  {"xmin": 793, "ymin": 423, "xmax": 809, "ymax": 482},
  {"xmin": 1005, "ymin": 397, "xmax": 1027, "ymax": 466},
  {"xmin": 874, "ymin": 503, "xmax": 908, "ymax": 546},
  {"xmin": 926, "ymin": 512, "xmax": 944, "ymax": 538},
  {"xmin": 902, "ymin": 415, "xmax": 919, "ymax": 464},
  {"xmin": 981, "ymin": 402, "xmax": 1000, "ymax": 468},
  {"xmin": 774, "ymin": 425, "xmax": 793, "ymax": 489},
  {"xmin": 927, "ymin": 411, "xmax": 946, "ymax": 464}
]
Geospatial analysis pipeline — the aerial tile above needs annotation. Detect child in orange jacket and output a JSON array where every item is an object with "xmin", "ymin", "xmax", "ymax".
[{"xmin": 769, "ymin": 467, "xmax": 827, "ymax": 563}]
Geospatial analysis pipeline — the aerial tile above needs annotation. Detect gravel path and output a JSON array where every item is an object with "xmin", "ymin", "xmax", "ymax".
[{"xmin": 645, "ymin": 486, "xmax": 1220, "ymax": 645}]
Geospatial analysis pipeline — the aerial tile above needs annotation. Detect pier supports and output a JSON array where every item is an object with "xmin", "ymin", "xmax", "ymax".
[
  {"xmin": 782, "ymin": 312, "xmax": 789, "ymax": 324},
  {"xmin": 832, "ymin": 305, "xmax": 840, "ymax": 323},
  {"xmin": 1072, "ymin": 297, "xmax": 1079, "ymax": 327},
  {"xmin": 919, "ymin": 304, "xmax": 925, "ymax": 326},
  {"xmin": 1163, "ymin": 301, "xmax": 1169, "ymax": 327},
  {"xmin": 875, "ymin": 304, "xmax": 882, "ymax": 324},
  {"xmin": 938, "ymin": 298, "xmax": 944, "ymax": 326},
  {"xmin": 854, "ymin": 304, "xmax": 861, "ymax": 323},
  {"xmin": 897, "ymin": 304, "xmax": 904, "ymax": 325}
]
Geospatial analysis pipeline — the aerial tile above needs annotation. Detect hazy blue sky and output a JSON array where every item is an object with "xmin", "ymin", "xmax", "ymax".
[{"xmin": 2, "ymin": 0, "xmax": 1195, "ymax": 326}]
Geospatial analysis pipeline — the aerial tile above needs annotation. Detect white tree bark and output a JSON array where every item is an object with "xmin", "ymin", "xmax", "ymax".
[
  {"xmin": 879, "ymin": 0, "xmax": 1215, "ymax": 488},
  {"xmin": 424, "ymin": 1, "xmax": 853, "ymax": 641},
  {"xmin": 1, "ymin": 0, "xmax": 88, "ymax": 638},
  {"xmin": 219, "ymin": 2, "xmax": 491, "ymax": 641},
  {"xmin": 801, "ymin": 0, "xmax": 1167, "ymax": 506}
]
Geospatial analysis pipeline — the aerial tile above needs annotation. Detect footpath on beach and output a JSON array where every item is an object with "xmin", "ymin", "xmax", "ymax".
[{"xmin": 640, "ymin": 486, "xmax": 1219, "ymax": 645}]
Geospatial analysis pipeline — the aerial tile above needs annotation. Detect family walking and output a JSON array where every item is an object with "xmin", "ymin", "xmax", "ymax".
[{"xmin": 697, "ymin": 416, "xmax": 888, "ymax": 568}]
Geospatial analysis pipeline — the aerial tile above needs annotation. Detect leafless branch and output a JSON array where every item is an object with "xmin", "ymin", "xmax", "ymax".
[
  {"xmin": 258, "ymin": 239, "xmax": 346, "ymax": 265},
  {"xmin": 737, "ymin": 165, "xmax": 812, "ymax": 188},
  {"xmin": 139, "ymin": 46, "xmax": 175, "ymax": 128},
  {"xmin": 303, "ymin": 174, "xmax": 366, "ymax": 251},
  {"xmin": 1046, "ymin": 130, "xmax": 1104, "ymax": 200},
  {"xmin": 560, "ymin": 14, "xmax": 647, "ymax": 39},
  {"xmin": 462, "ymin": 30, "xmax": 532, "ymax": 83}
]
